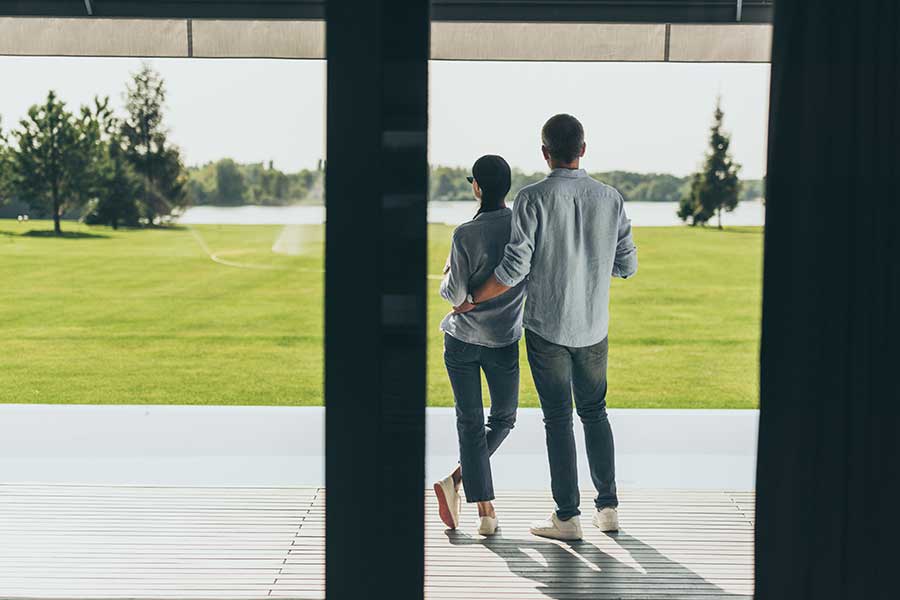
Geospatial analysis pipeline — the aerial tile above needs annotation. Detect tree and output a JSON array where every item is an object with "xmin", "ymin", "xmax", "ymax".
[
  {"xmin": 9, "ymin": 91, "xmax": 98, "ymax": 235},
  {"xmin": 739, "ymin": 178, "xmax": 766, "ymax": 202},
  {"xmin": 433, "ymin": 170, "xmax": 458, "ymax": 201},
  {"xmin": 0, "ymin": 116, "xmax": 11, "ymax": 203},
  {"xmin": 678, "ymin": 98, "xmax": 742, "ymax": 228},
  {"xmin": 677, "ymin": 173, "xmax": 709, "ymax": 224},
  {"xmin": 121, "ymin": 64, "xmax": 186, "ymax": 223},
  {"xmin": 428, "ymin": 166, "xmax": 469, "ymax": 202},
  {"xmin": 82, "ymin": 97, "xmax": 141, "ymax": 229},
  {"xmin": 214, "ymin": 158, "xmax": 246, "ymax": 205}
]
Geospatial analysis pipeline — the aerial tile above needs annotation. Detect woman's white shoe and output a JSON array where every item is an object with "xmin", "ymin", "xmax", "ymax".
[
  {"xmin": 433, "ymin": 476, "xmax": 461, "ymax": 529},
  {"xmin": 477, "ymin": 515, "xmax": 499, "ymax": 536}
]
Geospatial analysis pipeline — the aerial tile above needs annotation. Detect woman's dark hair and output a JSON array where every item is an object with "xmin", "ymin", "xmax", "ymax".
[
  {"xmin": 476, "ymin": 187, "xmax": 509, "ymax": 216},
  {"xmin": 471, "ymin": 155, "xmax": 511, "ymax": 216},
  {"xmin": 541, "ymin": 113, "xmax": 585, "ymax": 163}
]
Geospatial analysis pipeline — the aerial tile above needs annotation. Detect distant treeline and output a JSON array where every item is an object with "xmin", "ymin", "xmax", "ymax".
[
  {"xmin": 2, "ymin": 158, "xmax": 765, "ymax": 223},
  {"xmin": 185, "ymin": 159, "xmax": 324, "ymax": 206},
  {"xmin": 430, "ymin": 165, "xmax": 764, "ymax": 204},
  {"xmin": 182, "ymin": 162, "xmax": 763, "ymax": 208}
]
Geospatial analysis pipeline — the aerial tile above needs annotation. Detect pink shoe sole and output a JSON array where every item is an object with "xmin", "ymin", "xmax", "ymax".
[{"xmin": 433, "ymin": 483, "xmax": 456, "ymax": 529}]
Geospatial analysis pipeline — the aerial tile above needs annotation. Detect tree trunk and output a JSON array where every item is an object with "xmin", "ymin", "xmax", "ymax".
[
  {"xmin": 53, "ymin": 199, "xmax": 62, "ymax": 236},
  {"xmin": 717, "ymin": 207, "xmax": 723, "ymax": 230}
]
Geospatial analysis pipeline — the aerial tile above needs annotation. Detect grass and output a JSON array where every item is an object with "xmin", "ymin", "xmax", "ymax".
[{"xmin": 0, "ymin": 219, "xmax": 762, "ymax": 408}]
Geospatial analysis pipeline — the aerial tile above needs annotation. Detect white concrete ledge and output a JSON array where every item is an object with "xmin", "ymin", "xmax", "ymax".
[{"xmin": 0, "ymin": 405, "xmax": 757, "ymax": 490}]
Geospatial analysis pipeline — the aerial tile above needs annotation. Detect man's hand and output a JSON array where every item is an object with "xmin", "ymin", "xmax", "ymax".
[
  {"xmin": 473, "ymin": 274, "xmax": 511, "ymax": 305},
  {"xmin": 452, "ymin": 301, "xmax": 476, "ymax": 314}
]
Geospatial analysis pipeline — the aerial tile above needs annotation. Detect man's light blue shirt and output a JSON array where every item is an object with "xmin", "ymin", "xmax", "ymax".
[{"xmin": 494, "ymin": 168, "xmax": 637, "ymax": 348}]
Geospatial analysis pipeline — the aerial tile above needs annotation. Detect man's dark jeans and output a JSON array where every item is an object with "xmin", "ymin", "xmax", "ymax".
[
  {"xmin": 525, "ymin": 329, "xmax": 618, "ymax": 520},
  {"xmin": 443, "ymin": 333, "xmax": 519, "ymax": 503}
]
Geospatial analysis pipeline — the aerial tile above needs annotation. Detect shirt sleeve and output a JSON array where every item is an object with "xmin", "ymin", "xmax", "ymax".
[
  {"xmin": 612, "ymin": 194, "xmax": 638, "ymax": 279},
  {"xmin": 439, "ymin": 232, "xmax": 469, "ymax": 307},
  {"xmin": 494, "ymin": 192, "xmax": 537, "ymax": 287}
]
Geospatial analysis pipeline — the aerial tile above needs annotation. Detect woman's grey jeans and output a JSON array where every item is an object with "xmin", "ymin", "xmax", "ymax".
[{"xmin": 443, "ymin": 333, "xmax": 519, "ymax": 503}]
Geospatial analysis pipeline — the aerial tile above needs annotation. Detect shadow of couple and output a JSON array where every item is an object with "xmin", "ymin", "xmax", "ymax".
[{"xmin": 444, "ymin": 529, "xmax": 748, "ymax": 599}]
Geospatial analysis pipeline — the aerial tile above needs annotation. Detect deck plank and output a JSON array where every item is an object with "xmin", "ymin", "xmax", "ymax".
[{"xmin": 0, "ymin": 484, "xmax": 753, "ymax": 599}]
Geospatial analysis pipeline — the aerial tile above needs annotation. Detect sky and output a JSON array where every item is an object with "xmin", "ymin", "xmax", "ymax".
[{"xmin": 0, "ymin": 57, "xmax": 770, "ymax": 178}]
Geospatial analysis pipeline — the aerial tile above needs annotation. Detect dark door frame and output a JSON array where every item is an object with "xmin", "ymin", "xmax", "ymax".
[
  {"xmin": 0, "ymin": 1, "xmax": 772, "ymax": 22},
  {"xmin": 323, "ymin": 0, "xmax": 429, "ymax": 597},
  {"xmin": 21, "ymin": 4, "xmax": 900, "ymax": 600}
]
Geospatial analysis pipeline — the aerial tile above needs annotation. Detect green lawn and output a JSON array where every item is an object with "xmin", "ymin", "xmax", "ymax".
[{"xmin": 0, "ymin": 219, "xmax": 761, "ymax": 408}]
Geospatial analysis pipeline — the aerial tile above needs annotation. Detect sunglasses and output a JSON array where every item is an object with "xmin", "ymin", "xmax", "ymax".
[{"xmin": 466, "ymin": 176, "xmax": 474, "ymax": 184}]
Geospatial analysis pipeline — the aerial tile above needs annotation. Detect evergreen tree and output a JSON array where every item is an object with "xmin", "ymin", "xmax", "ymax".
[
  {"xmin": 9, "ymin": 91, "xmax": 99, "ymax": 235},
  {"xmin": 121, "ymin": 64, "xmax": 186, "ymax": 223},
  {"xmin": 678, "ymin": 98, "xmax": 742, "ymax": 228},
  {"xmin": 677, "ymin": 172, "xmax": 710, "ymax": 224}
]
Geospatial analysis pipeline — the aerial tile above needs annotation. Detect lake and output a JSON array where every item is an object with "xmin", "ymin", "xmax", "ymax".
[{"xmin": 178, "ymin": 200, "xmax": 765, "ymax": 227}]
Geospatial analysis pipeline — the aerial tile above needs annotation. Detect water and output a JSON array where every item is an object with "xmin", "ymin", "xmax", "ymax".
[
  {"xmin": 178, "ymin": 205, "xmax": 325, "ymax": 225},
  {"xmin": 178, "ymin": 200, "xmax": 765, "ymax": 227}
]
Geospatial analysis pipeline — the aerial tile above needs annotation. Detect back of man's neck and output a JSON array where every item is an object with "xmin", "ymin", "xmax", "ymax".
[{"xmin": 549, "ymin": 161, "xmax": 580, "ymax": 170}]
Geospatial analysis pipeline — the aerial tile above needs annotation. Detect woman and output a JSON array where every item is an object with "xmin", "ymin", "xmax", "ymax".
[{"xmin": 433, "ymin": 155, "xmax": 526, "ymax": 536}]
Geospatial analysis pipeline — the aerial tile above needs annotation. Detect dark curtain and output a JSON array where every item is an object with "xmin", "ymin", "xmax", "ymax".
[
  {"xmin": 325, "ymin": 0, "xmax": 429, "ymax": 598},
  {"xmin": 756, "ymin": 1, "xmax": 899, "ymax": 598}
]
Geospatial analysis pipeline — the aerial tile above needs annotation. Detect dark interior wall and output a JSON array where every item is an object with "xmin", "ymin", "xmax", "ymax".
[{"xmin": 756, "ymin": 1, "xmax": 900, "ymax": 598}]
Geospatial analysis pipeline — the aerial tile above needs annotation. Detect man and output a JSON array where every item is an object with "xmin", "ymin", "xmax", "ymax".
[{"xmin": 460, "ymin": 114, "xmax": 637, "ymax": 541}]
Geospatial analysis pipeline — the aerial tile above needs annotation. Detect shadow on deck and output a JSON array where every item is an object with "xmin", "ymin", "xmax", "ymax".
[{"xmin": 443, "ymin": 530, "xmax": 748, "ymax": 599}]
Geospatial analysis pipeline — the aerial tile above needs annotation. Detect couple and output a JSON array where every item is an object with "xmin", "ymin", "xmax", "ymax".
[{"xmin": 433, "ymin": 114, "xmax": 638, "ymax": 539}]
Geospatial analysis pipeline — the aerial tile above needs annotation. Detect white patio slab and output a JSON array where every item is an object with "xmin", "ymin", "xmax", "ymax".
[{"xmin": 0, "ymin": 405, "xmax": 757, "ymax": 490}]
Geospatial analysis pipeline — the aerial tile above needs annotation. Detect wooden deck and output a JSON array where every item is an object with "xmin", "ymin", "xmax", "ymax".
[{"xmin": 0, "ymin": 484, "xmax": 754, "ymax": 599}]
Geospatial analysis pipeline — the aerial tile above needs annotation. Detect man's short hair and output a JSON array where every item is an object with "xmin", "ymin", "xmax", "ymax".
[{"xmin": 541, "ymin": 114, "xmax": 585, "ymax": 164}]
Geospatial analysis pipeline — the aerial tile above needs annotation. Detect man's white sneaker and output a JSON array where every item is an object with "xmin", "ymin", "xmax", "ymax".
[
  {"xmin": 592, "ymin": 507, "xmax": 619, "ymax": 532},
  {"xmin": 433, "ymin": 475, "xmax": 461, "ymax": 529},
  {"xmin": 529, "ymin": 513, "xmax": 583, "ymax": 541},
  {"xmin": 477, "ymin": 515, "xmax": 499, "ymax": 536}
]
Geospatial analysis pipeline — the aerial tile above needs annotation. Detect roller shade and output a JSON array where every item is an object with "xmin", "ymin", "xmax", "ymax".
[
  {"xmin": 0, "ymin": 17, "xmax": 770, "ymax": 62},
  {"xmin": 430, "ymin": 22, "xmax": 771, "ymax": 62},
  {"xmin": 0, "ymin": 17, "xmax": 325, "ymax": 58}
]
